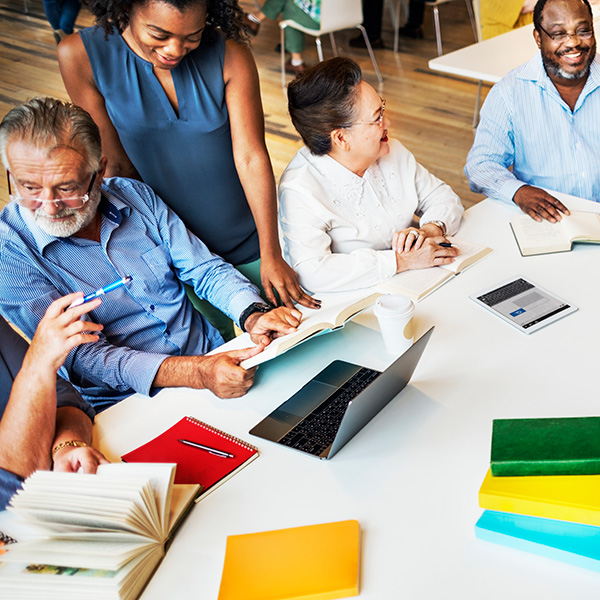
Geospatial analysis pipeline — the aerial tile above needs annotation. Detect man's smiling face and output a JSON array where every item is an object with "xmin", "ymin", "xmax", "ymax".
[{"xmin": 535, "ymin": 0, "xmax": 596, "ymax": 81}]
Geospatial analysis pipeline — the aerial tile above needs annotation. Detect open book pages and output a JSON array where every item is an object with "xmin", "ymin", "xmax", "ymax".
[
  {"xmin": 0, "ymin": 463, "xmax": 199, "ymax": 600},
  {"xmin": 377, "ymin": 237, "xmax": 492, "ymax": 301},
  {"xmin": 234, "ymin": 290, "xmax": 380, "ymax": 369},
  {"xmin": 510, "ymin": 210, "xmax": 600, "ymax": 256}
]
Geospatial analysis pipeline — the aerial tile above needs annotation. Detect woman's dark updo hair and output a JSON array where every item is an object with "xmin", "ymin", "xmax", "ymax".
[
  {"xmin": 87, "ymin": 0, "xmax": 249, "ymax": 44},
  {"xmin": 287, "ymin": 57, "xmax": 362, "ymax": 156}
]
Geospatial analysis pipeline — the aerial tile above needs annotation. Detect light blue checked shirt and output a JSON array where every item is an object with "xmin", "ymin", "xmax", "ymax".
[
  {"xmin": 0, "ymin": 177, "xmax": 262, "ymax": 411},
  {"xmin": 465, "ymin": 52, "xmax": 600, "ymax": 204}
]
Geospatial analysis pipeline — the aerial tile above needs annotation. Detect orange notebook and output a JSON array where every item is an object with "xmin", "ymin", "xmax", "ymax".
[
  {"xmin": 121, "ymin": 416, "xmax": 259, "ymax": 493},
  {"xmin": 218, "ymin": 520, "xmax": 361, "ymax": 600}
]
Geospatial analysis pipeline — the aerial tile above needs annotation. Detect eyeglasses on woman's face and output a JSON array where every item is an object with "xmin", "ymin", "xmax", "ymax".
[{"xmin": 352, "ymin": 99, "xmax": 386, "ymax": 127}]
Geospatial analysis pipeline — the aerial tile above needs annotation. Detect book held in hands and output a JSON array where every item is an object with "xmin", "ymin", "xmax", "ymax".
[{"xmin": 237, "ymin": 290, "xmax": 380, "ymax": 369}]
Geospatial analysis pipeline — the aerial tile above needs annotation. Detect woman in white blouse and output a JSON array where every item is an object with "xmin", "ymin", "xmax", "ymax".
[{"xmin": 279, "ymin": 57, "xmax": 464, "ymax": 293}]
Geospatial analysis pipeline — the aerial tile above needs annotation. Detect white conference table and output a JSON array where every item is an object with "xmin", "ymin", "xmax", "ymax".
[
  {"xmin": 94, "ymin": 194, "xmax": 600, "ymax": 599},
  {"xmin": 428, "ymin": 12, "xmax": 600, "ymax": 84}
]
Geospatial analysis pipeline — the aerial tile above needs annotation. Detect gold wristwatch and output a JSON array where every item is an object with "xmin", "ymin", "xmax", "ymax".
[{"xmin": 423, "ymin": 220, "xmax": 447, "ymax": 237}]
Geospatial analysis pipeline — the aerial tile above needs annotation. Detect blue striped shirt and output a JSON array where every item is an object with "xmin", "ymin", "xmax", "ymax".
[
  {"xmin": 465, "ymin": 52, "xmax": 600, "ymax": 204},
  {"xmin": 0, "ymin": 178, "xmax": 262, "ymax": 411}
]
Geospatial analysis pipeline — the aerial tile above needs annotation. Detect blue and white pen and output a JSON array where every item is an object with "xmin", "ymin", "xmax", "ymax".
[{"xmin": 69, "ymin": 275, "xmax": 133, "ymax": 308}]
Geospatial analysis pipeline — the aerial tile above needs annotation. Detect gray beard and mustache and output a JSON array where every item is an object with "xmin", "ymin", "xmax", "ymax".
[
  {"xmin": 32, "ymin": 187, "xmax": 101, "ymax": 238},
  {"xmin": 543, "ymin": 44, "xmax": 596, "ymax": 80}
]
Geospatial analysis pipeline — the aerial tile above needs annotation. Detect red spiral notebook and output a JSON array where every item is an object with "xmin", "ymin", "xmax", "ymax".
[{"xmin": 121, "ymin": 417, "xmax": 259, "ymax": 495}]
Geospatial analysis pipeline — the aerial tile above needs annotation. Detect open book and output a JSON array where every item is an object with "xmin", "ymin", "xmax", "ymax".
[
  {"xmin": 376, "ymin": 237, "xmax": 492, "ymax": 301},
  {"xmin": 238, "ymin": 290, "xmax": 380, "ymax": 369},
  {"xmin": 0, "ymin": 463, "xmax": 200, "ymax": 600},
  {"xmin": 510, "ymin": 210, "xmax": 600, "ymax": 256}
]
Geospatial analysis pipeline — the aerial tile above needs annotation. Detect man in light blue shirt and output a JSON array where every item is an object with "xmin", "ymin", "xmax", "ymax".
[
  {"xmin": 465, "ymin": 0, "xmax": 598, "ymax": 223},
  {"xmin": 0, "ymin": 98, "xmax": 301, "ymax": 411}
]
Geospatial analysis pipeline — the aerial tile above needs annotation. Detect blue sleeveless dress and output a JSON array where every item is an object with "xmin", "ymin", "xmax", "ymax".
[{"xmin": 80, "ymin": 27, "xmax": 260, "ymax": 266}]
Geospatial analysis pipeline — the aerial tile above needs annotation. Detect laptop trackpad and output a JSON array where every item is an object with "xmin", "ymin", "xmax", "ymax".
[{"xmin": 249, "ymin": 380, "xmax": 336, "ymax": 440}]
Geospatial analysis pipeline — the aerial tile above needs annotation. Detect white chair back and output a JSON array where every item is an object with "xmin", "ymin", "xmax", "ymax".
[{"xmin": 319, "ymin": 0, "xmax": 364, "ymax": 34}]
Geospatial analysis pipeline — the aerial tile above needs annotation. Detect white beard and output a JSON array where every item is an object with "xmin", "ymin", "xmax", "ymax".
[{"xmin": 32, "ymin": 188, "xmax": 101, "ymax": 238}]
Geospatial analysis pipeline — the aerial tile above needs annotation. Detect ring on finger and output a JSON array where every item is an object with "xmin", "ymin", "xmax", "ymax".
[{"xmin": 408, "ymin": 230, "xmax": 419, "ymax": 238}]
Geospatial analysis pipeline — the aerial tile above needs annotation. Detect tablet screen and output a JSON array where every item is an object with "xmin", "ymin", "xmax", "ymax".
[{"xmin": 470, "ymin": 278, "xmax": 577, "ymax": 333}]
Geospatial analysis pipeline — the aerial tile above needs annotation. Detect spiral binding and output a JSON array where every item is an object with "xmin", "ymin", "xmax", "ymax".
[{"xmin": 185, "ymin": 417, "xmax": 259, "ymax": 453}]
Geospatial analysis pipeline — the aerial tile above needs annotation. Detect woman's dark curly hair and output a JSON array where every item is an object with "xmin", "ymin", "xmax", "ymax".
[{"xmin": 86, "ymin": 0, "xmax": 249, "ymax": 44}]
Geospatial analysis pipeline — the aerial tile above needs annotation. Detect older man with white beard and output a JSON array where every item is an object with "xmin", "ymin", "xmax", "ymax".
[
  {"xmin": 465, "ymin": 0, "xmax": 600, "ymax": 223},
  {"xmin": 0, "ymin": 97, "xmax": 301, "ymax": 412}
]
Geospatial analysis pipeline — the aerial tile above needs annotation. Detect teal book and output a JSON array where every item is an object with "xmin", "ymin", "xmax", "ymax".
[
  {"xmin": 491, "ymin": 416, "xmax": 600, "ymax": 477},
  {"xmin": 475, "ymin": 510, "xmax": 600, "ymax": 573}
]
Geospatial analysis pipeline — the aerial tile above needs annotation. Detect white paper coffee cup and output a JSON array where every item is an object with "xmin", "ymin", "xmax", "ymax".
[{"xmin": 374, "ymin": 294, "xmax": 415, "ymax": 355}]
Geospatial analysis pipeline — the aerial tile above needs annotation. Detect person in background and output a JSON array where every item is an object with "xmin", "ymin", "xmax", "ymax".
[
  {"xmin": 480, "ymin": 0, "xmax": 535, "ymax": 40},
  {"xmin": 465, "ymin": 0, "xmax": 599, "ymax": 222},
  {"xmin": 349, "ymin": 0, "xmax": 385, "ymax": 49},
  {"xmin": 58, "ymin": 0, "xmax": 318, "ymax": 342},
  {"xmin": 0, "ymin": 295, "xmax": 108, "ymax": 509},
  {"xmin": 244, "ymin": 0, "xmax": 320, "ymax": 74},
  {"xmin": 279, "ymin": 57, "xmax": 463, "ymax": 294},
  {"xmin": 398, "ymin": 0, "xmax": 427, "ymax": 39},
  {"xmin": 0, "ymin": 98, "xmax": 301, "ymax": 412},
  {"xmin": 42, "ymin": 0, "xmax": 81, "ymax": 44}
]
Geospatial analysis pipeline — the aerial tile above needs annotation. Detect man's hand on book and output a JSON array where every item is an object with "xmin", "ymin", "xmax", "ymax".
[
  {"xmin": 245, "ymin": 307, "xmax": 302, "ymax": 345},
  {"xmin": 195, "ymin": 347, "xmax": 266, "ymax": 398},
  {"xmin": 395, "ymin": 237, "xmax": 459, "ymax": 272},
  {"xmin": 513, "ymin": 186, "xmax": 570, "ymax": 223}
]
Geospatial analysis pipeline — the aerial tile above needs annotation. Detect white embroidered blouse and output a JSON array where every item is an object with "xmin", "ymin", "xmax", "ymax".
[{"xmin": 278, "ymin": 139, "xmax": 464, "ymax": 293}]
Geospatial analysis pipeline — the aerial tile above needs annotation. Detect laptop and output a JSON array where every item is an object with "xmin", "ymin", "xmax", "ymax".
[{"xmin": 249, "ymin": 327, "xmax": 434, "ymax": 459}]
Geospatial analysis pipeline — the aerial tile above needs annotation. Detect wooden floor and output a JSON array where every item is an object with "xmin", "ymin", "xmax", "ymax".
[{"xmin": 0, "ymin": 0, "xmax": 490, "ymax": 211}]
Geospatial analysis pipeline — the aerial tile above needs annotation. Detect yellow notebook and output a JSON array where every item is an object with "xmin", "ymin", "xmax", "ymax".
[
  {"xmin": 479, "ymin": 468, "xmax": 600, "ymax": 526},
  {"xmin": 217, "ymin": 520, "xmax": 360, "ymax": 600}
]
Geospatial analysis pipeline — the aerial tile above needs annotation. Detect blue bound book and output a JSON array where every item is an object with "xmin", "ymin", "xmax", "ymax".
[{"xmin": 475, "ymin": 510, "xmax": 600, "ymax": 573}]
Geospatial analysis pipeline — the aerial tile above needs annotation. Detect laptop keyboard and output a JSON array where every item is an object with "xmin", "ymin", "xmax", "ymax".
[
  {"xmin": 477, "ymin": 278, "xmax": 534, "ymax": 306},
  {"xmin": 278, "ymin": 367, "xmax": 381, "ymax": 456}
]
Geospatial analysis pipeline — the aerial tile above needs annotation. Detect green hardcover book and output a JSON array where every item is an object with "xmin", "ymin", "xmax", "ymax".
[{"xmin": 491, "ymin": 417, "xmax": 600, "ymax": 477}]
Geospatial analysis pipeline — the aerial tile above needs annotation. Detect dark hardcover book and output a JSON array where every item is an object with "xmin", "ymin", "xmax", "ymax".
[{"xmin": 491, "ymin": 417, "xmax": 600, "ymax": 477}]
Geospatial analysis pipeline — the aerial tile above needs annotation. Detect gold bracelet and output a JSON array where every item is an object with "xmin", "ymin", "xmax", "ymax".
[{"xmin": 52, "ymin": 440, "xmax": 88, "ymax": 461}]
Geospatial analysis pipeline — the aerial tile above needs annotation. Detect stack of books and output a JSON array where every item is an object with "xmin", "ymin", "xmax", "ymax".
[{"xmin": 475, "ymin": 416, "xmax": 600, "ymax": 572}]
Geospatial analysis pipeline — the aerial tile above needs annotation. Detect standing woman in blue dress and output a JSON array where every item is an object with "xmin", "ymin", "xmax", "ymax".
[{"xmin": 57, "ymin": 0, "xmax": 318, "ymax": 337}]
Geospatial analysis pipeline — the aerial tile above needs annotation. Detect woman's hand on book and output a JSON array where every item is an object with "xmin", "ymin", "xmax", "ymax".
[
  {"xmin": 392, "ymin": 224, "xmax": 444, "ymax": 254},
  {"xmin": 260, "ymin": 254, "xmax": 321, "ymax": 310},
  {"xmin": 395, "ymin": 237, "xmax": 459, "ymax": 272}
]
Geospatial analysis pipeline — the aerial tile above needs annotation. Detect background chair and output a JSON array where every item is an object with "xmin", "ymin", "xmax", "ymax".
[
  {"xmin": 426, "ymin": 0, "xmax": 478, "ymax": 56},
  {"xmin": 279, "ymin": 0, "xmax": 383, "ymax": 88},
  {"xmin": 470, "ymin": 0, "xmax": 483, "ymax": 126}
]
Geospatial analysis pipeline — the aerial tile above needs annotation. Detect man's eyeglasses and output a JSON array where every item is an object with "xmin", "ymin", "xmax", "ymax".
[
  {"xmin": 353, "ymin": 99, "xmax": 386, "ymax": 127},
  {"xmin": 7, "ymin": 171, "xmax": 97, "ymax": 210},
  {"xmin": 537, "ymin": 23, "xmax": 594, "ymax": 43}
]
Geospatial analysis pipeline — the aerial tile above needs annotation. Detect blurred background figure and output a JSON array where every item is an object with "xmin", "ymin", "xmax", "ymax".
[
  {"xmin": 244, "ymin": 0, "xmax": 320, "ymax": 73},
  {"xmin": 43, "ymin": 0, "xmax": 81, "ymax": 43},
  {"xmin": 480, "ymin": 0, "xmax": 535, "ymax": 40}
]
